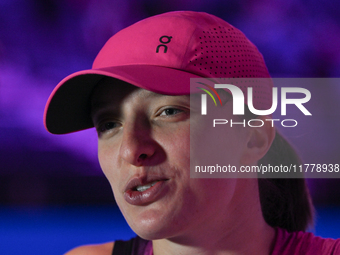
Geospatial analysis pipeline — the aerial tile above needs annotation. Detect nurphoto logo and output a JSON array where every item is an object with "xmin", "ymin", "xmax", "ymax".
[{"xmin": 198, "ymin": 83, "xmax": 312, "ymax": 128}]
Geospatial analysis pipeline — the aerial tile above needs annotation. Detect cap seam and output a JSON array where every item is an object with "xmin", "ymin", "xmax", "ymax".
[{"xmin": 180, "ymin": 25, "xmax": 199, "ymax": 70}]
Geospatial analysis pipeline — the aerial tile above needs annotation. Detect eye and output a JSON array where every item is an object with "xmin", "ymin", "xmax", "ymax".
[
  {"xmin": 159, "ymin": 108, "xmax": 183, "ymax": 116},
  {"xmin": 96, "ymin": 121, "xmax": 120, "ymax": 135}
]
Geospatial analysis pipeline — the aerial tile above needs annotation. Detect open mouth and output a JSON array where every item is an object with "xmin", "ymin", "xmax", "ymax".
[
  {"xmin": 124, "ymin": 178, "xmax": 170, "ymax": 205},
  {"xmin": 134, "ymin": 181, "xmax": 159, "ymax": 192}
]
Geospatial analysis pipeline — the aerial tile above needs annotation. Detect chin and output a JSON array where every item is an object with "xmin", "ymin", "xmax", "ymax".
[{"xmin": 127, "ymin": 208, "xmax": 180, "ymax": 240}]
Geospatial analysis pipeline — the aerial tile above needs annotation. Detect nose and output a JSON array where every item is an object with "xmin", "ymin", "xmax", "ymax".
[{"xmin": 119, "ymin": 117, "xmax": 158, "ymax": 166}]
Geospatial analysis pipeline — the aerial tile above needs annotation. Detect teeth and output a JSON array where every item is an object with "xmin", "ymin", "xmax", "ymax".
[{"xmin": 136, "ymin": 181, "xmax": 158, "ymax": 192}]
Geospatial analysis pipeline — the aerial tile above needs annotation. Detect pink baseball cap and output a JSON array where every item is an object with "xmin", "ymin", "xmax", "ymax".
[{"xmin": 44, "ymin": 11, "xmax": 271, "ymax": 134}]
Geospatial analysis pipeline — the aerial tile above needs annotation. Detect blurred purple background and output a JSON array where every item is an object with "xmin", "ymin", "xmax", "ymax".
[
  {"xmin": 0, "ymin": 1, "xmax": 340, "ymax": 253},
  {"xmin": 1, "ymin": 0, "xmax": 340, "ymax": 209}
]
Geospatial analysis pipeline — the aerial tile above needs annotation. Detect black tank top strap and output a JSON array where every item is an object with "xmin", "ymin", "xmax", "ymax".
[
  {"xmin": 112, "ymin": 236, "xmax": 150, "ymax": 255},
  {"xmin": 112, "ymin": 238, "xmax": 134, "ymax": 255}
]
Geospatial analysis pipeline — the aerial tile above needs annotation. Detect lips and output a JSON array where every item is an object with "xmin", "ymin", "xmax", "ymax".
[{"xmin": 124, "ymin": 176, "xmax": 169, "ymax": 206}]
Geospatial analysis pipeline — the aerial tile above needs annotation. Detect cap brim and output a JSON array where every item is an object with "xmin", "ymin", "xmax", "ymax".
[{"xmin": 44, "ymin": 65, "xmax": 202, "ymax": 134}]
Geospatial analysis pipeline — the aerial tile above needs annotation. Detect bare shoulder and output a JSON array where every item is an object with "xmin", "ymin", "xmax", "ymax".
[{"xmin": 64, "ymin": 242, "xmax": 114, "ymax": 255}]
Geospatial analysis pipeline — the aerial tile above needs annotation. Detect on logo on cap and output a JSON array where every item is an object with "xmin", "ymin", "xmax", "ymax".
[{"xmin": 156, "ymin": 35, "xmax": 172, "ymax": 53}]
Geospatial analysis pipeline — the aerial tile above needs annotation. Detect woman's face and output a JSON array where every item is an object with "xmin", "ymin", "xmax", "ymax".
[{"xmin": 91, "ymin": 79, "xmax": 253, "ymax": 240}]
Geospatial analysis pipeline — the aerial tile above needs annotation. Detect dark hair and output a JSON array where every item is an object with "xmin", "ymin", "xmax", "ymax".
[{"xmin": 258, "ymin": 131, "xmax": 314, "ymax": 232}]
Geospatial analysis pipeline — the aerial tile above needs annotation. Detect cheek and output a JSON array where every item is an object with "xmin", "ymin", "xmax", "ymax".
[
  {"xmin": 192, "ymin": 120, "xmax": 249, "ymax": 171},
  {"xmin": 97, "ymin": 142, "xmax": 121, "ymax": 192},
  {"xmin": 98, "ymin": 143, "xmax": 129, "ymax": 213},
  {"xmin": 97, "ymin": 143, "xmax": 112, "ymax": 177},
  {"xmin": 157, "ymin": 124, "xmax": 191, "ymax": 173}
]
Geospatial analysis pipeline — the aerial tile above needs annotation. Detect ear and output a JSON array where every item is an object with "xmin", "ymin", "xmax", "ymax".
[{"xmin": 240, "ymin": 117, "xmax": 276, "ymax": 166}]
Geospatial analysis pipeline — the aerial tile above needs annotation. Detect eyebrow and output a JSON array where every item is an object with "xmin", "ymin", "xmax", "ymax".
[
  {"xmin": 90, "ymin": 96, "xmax": 122, "ymax": 123},
  {"xmin": 91, "ymin": 108, "xmax": 121, "ymax": 126}
]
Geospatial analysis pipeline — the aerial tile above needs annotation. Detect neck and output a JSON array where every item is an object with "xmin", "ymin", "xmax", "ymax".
[{"xmin": 152, "ymin": 179, "xmax": 276, "ymax": 255}]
